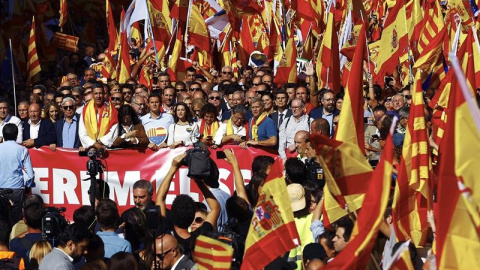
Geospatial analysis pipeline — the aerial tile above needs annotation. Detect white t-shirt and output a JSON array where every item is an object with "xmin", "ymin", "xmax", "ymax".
[{"xmin": 167, "ymin": 122, "xmax": 200, "ymax": 146}]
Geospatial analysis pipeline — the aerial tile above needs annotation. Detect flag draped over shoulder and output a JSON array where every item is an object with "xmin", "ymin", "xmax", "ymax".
[
  {"xmin": 324, "ymin": 124, "xmax": 394, "ymax": 269},
  {"xmin": 27, "ymin": 16, "xmax": 41, "ymax": 82},
  {"xmin": 309, "ymin": 134, "xmax": 373, "ymax": 226},
  {"xmin": 194, "ymin": 235, "xmax": 234, "ymax": 270},
  {"xmin": 241, "ymin": 159, "xmax": 300, "ymax": 270},
  {"xmin": 435, "ymin": 55, "xmax": 480, "ymax": 269}
]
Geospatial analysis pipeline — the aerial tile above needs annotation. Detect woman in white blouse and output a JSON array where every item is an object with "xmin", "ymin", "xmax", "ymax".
[{"xmin": 167, "ymin": 102, "xmax": 199, "ymax": 148}]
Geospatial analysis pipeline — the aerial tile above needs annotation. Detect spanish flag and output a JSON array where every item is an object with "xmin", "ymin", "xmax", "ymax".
[
  {"xmin": 188, "ymin": 4, "xmax": 211, "ymax": 51},
  {"xmin": 316, "ymin": 8, "xmax": 340, "ymax": 93},
  {"xmin": 274, "ymin": 24, "xmax": 297, "ymax": 85},
  {"xmin": 130, "ymin": 21, "xmax": 142, "ymax": 46},
  {"xmin": 118, "ymin": 28, "xmax": 131, "ymax": 83},
  {"xmin": 106, "ymin": 0, "xmax": 117, "ymax": 53},
  {"xmin": 241, "ymin": 159, "xmax": 299, "ymax": 270},
  {"xmin": 27, "ymin": 16, "xmax": 41, "ymax": 82},
  {"xmin": 334, "ymin": 20, "xmax": 367, "ymax": 154},
  {"xmin": 310, "ymin": 134, "xmax": 372, "ymax": 226},
  {"xmin": 59, "ymin": 0, "xmax": 67, "ymax": 31},
  {"xmin": 435, "ymin": 55, "xmax": 480, "ymax": 269},
  {"xmin": 194, "ymin": 235, "xmax": 234, "ymax": 270},
  {"xmin": 148, "ymin": 0, "xmax": 172, "ymax": 46},
  {"xmin": 323, "ymin": 121, "xmax": 394, "ymax": 269}
]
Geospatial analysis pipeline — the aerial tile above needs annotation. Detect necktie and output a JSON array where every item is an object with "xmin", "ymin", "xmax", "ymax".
[{"xmin": 279, "ymin": 113, "xmax": 284, "ymax": 127}]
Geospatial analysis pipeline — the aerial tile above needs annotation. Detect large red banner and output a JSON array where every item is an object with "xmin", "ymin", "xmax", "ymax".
[{"xmin": 28, "ymin": 146, "xmax": 278, "ymax": 220}]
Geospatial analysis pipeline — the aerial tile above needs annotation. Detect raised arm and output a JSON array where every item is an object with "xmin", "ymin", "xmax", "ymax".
[
  {"xmin": 305, "ymin": 63, "xmax": 319, "ymax": 108},
  {"xmin": 156, "ymin": 153, "xmax": 187, "ymax": 217},
  {"xmin": 194, "ymin": 178, "xmax": 220, "ymax": 228},
  {"xmin": 224, "ymin": 149, "xmax": 250, "ymax": 206}
]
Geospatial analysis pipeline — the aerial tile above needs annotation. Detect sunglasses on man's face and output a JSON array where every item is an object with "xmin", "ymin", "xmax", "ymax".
[
  {"xmin": 222, "ymin": 71, "xmax": 233, "ymax": 75},
  {"xmin": 63, "ymin": 106, "xmax": 74, "ymax": 110},
  {"xmin": 190, "ymin": 87, "xmax": 201, "ymax": 91},
  {"xmin": 193, "ymin": 217, "xmax": 204, "ymax": 224},
  {"xmin": 209, "ymin": 96, "xmax": 221, "ymax": 101},
  {"xmin": 155, "ymin": 248, "xmax": 174, "ymax": 261},
  {"xmin": 111, "ymin": 97, "xmax": 122, "ymax": 101}
]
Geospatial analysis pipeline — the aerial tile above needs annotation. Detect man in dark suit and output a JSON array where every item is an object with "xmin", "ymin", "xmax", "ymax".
[
  {"xmin": 154, "ymin": 234, "xmax": 196, "ymax": 269},
  {"xmin": 22, "ymin": 103, "xmax": 56, "ymax": 148},
  {"xmin": 53, "ymin": 97, "xmax": 82, "ymax": 149},
  {"xmin": 270, "ymin": 90, "xmax": 292, "ymax": 131},
  {"xmin": 309, "ymin": 89, "xmax": 340, "ymax": 136}
]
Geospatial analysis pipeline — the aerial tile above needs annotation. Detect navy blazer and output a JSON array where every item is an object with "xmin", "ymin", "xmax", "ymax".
[
  {"xmin": 54, "ymin": 114, "xmax": 81, "ymax": 148},
  {"xmin": 269, "ymin": 109, "xmax": 292, "ymax": 131},
  {"xmin": 22, "ymin": 119, "xmax": 56, "ymax": 148}
]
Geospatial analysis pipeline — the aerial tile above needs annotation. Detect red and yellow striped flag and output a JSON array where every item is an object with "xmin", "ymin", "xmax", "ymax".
[
  {"xmin": 335, "ymin": 20, "xmax": 367, "ymax": 153},
  {"xmin": 392, "ymin": 71, "xmax": 432, "ymax": 247},
  {"xmin": 436, "ymin": 55, "xmax": 480, "ymax": 269},
  {"xmin": 59, "ymin": 0, "xmax": 67, "ymax": 31},
  {"xmin": 194, "ymin": 235, "xmax": 234, "ymax": 270},
  {"xmin": 324, "ymin": 123, "xmax": 394, "ymax": 269},
  {"xmin": 416, "ymin": 0, "xmax": 444, "ymax": 56},
  {"xmin": 274, "ymin": 24, "xmax": 297, "ymax": 85},
  {"xmin": 316, "ymin": 8, "xmax": 340, "ymax": 93},
  {"xmin": 241, "ymin": 159, "xmax": 299, "ymax": 270},
  {"xmin": 27, "ymin": 16, "xmax": 41, "ymax": 82},
  {"xmin": 310, "ymin": 134, "xmax": 373, "ymax": 226},
  {"xmin": 130, "ymin": 21, "xmax": 142, "ymax": 46},
  {"xmin": 148, "ymin": 0, "xmax": 172, "ymax": 46},
  {"xmin": 106, "ymin": 0, "xmax": 117, "ymax": 53}
]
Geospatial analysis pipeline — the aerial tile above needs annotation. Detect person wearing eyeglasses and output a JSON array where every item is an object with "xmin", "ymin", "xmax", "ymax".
[
  {"xmin": 131, "ymin": 94, "xmax": 147, "ymax": 117},
  {"xmin": 52, "ymin": 97, "xmax": 82, "ymax": 151},
  {"xmin": 191, "ymin": 208, "xmax": 207, "ymax": 232},
  {"xmin": 110, "ymin": 92, "xmax": 124, "ymax": 109},
  {"xmin": 145, "ymin": 234, "xmax": 196, "ymax": 270},
  {"xmin": 207, "ymin": 91, "xmax": 223, "ymax": 122},
  {"xmin": 121, "ymin": 84, "xmax": 134, "ymax": 104},
  {"xmin": 220, "ymin": 66, "xmax": 234, "ymax": 82},
  {"xmin": 309, "ymin": 89, "xmax": 340, "ymax": 137}
]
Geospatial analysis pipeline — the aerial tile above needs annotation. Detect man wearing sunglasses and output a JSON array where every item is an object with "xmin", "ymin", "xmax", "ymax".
[
  {"xmin": 220, "ymin": 66, "xmax": 234, "ymax": 82},
  {"xmin": 207, "ymin": 91, "xmax": 224, "ymax": 121},
  {"xmin": 52, "ymin": 97, "xmax": 82, "ymax": 150},
  {"xmin": 152, "ymin": 234, "xmax": 196, "ymax": 270}
]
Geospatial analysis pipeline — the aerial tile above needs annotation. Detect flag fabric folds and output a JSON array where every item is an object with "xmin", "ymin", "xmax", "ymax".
[
  {"xmin": 435, "ymin": 55, "xmax": 480, "ymax": 269},
  {"xmin": 59, "ymin": 0, "xmax": 67, "ymax": 31},
  {"xmin": 194, "ymin": 235, "xmax": 234, "ymax": 270},
  {"xmin": 27, "ymin": 16, "xmax": 41, "ymax": 82},
  {"xmin": 241, "ymin": 159, "xmax": 300, "ymax": 270},
  {"xmin": 324, "ymin": 123, "xmax": 394, "ymax": 269}
]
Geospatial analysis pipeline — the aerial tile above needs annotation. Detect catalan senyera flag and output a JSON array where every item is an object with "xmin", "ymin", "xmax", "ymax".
[
  {"xmin": 316, "ymin": 8, "xmax": 341, "ymax": 93},
  {"xmin": 117, "ymin": 29, "xmax": 131, "ymax": 83},
  {"xmin": 392, "ymin": 71, "xmax": 431, "ymax": 247},
  {"xmin": 416, "ymin": 0, "xmax": 444, "ymax": 57},
  {"xmin": 309, "ymin": 134, "xmax": 373, "ymax": 226},
  {"xmin": 374, "ymin": 0, "xmax": 408, "ymax": 85},
  {"xmin": 323, "ymin": 125, "xmax": 393, "ymax": 269},
  {"xmin": 188, "ymin": 4, "xmax": 211, "ymax": 50},
  {"xmin": 52, "ymin": 32, "xmax": 79, "ymax": 52},
  {"xmin": 412, "ymin": 27, "xmax": 445, "ymax": 77},
  {"xmin": 335, "ymin": 20, "xmax": 367, "ymax": 154},
  {"xmin": 436, "ymin": 55, "xmax": 480, "ymax": 269},
  {"xmin": 194, "ymin": 235, "xmax": 234, "ymax": 270},
  {"xmin": 241, "ymin": 159, "xmax": 300, "ymax": 270},
  {"xmin": 59, "ymin": 0, "xmax": 67, "ymax": 31},
  {"xmin": 27, "ymin": 16, "xmax": 41, "ymax": 82},
  {"xmin": 459, "ymin": 28, "xmax": 480, "ymax": 92}
]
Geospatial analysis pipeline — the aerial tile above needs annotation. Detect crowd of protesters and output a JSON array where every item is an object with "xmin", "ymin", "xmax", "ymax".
[{"xmin": 1, "ymin": 7, "xmax": 480, "ymax": 268}]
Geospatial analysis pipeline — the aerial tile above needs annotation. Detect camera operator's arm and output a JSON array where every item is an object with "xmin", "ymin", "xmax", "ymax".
[
  {"xmin": 194, "ymin": 178, "xmax": 220, "ymax": 229},
  {"xmin": 156, "ymin": 153, "xmax": 187, "ymax": 217},
  {"xmin": 224, "ymin": 149, "xmax": 251, "ymax": 206}
]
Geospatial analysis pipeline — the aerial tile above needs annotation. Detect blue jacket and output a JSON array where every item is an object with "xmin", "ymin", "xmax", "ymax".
[
  {"xmin": 22, "ymin": 119, "xmax": 56, "ymax": 148},
  {"xmin": 54, "ymin": 114, "xmax": 81, "ymax": 148}
]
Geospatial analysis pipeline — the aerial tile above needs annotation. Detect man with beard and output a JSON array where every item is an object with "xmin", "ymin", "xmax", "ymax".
[
  {"xmin": 309, "ymin": 89, "xmax": 339, "ymax": 137},
  {"xmin": 39, "ymin": 223, "xmax": 92, "ymax": 270},
  {"xmin": 131, "ymin": 180, "xmax": 154, "ymax": 210},
  {"xmin": 78, "ymin": 83, "xmax": 119, "ymax": 150}
]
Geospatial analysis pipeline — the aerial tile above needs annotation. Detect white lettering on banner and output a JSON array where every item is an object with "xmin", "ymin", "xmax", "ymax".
[
  {"xmin": 80, "ymin": 171, "xmax": 92, "ymax": 205},
  {"xmin": 32, "ymin": 168, "xmax": 49, "ymax": 204},
  {"xmin": 53, "ymin": 169, "xmax": 80, "ymax": 204},
  {"xmin": 105, "ymin": 171, "xmax": 141, "ymax": 206}
]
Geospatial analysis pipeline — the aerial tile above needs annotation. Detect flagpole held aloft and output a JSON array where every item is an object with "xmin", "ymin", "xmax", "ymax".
[{"xmin": 9, "ymin": 39, "xmax": 16, "ymax": 116}]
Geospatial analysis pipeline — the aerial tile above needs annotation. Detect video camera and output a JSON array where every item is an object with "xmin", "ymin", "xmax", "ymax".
[
  {"xmin": 42, "ymin": 207, "xmax": 68, "ymax": 244},
  {"xmin": 181, "ymin": 142, "xmax": 212, "ymax": 179}
]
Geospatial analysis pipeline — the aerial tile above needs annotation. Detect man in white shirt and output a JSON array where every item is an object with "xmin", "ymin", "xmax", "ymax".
[
  {"xmin": 0, "ymin": 99, "xmax": 22, "ymax": 143},
  {"xmin": 22, "ymin": 103, "xmax": 56, "ymax": 148},
  {"xmin": 214, "ymin": 105, "xmax": 248, "ymax": 146},
  {"xmin": 78, "ymin": 83, "xmax": 119, "ymax": 150},
  {"xmin": 278, "ymin": 99, "xmax": 313, "ymax": 161}
]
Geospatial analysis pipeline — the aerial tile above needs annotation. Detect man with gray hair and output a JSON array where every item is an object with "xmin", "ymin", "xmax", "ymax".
[
  {"xmin": 397, "ymin": 106, "xmax": 410, "ymax": 134},
  {"xmin": 241, "ymin": 97, "xmax": 277, "ymax": 148},
  {"xmin": 278, "ymin": 98, "xmax": 313, "ymax": 161},
  {"xmin": 214, "ymin": 105, "xmax": 248, "ymax": 146},
  {"xmin": 392, "ymin": 93, "xmax": 406, "ymax": 111},
  {"xmin": 131, "ymin": 94, "xmax": 147, "ymax": 117},
  {"xmin": 53, "ymin": 97, "xmax": 82, "ymax": 150},
  {"xmin": 132, "ymin": 179, "xmax": 154, "ymax": 211}
]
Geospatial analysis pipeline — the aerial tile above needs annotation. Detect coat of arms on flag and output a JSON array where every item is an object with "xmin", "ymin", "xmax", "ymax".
[{"xmin": 146, "ymin": 127, "xmax": 167, "ymax": 145}]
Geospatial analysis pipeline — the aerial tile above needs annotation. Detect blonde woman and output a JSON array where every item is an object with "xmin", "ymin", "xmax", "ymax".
[{"xmin": 29, "ymin": 240, "xmax": 52, "ymax": 268}]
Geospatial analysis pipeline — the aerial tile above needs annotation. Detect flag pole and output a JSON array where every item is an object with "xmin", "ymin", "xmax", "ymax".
[
  {"xmin": 185, "ymin": 0, "xmax": 193, "ymax": 58},
  {"xmin": 144, "ymin": 0, "xmax": 160, "ymax": 66},
  {"xmin": 9, "ymin": 39, "xmax": 17, "ymax": 117}
]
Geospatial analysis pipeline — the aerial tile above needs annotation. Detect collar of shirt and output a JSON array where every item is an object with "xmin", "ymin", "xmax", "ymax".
[
  {"xmin": 171, "ymin": 254, "xmax": 186, "ymax": 270},
  {"xmin": 292, "ymin": 114, "xmax": 307, "ymax": 123},
  {"xmin": 28, "ymin": 119, "xmax": 41, "ymax": 127},
  {"xmin": 147, "ymin": 113, "xmax": 163, "ymax": 120},
  {"xmin": 55, "ymin": 247, "xmax": 74, "ymax": 262},
  {"xmin": 65, "ymin": 115, "xmax": 78, "ymax": 123}
]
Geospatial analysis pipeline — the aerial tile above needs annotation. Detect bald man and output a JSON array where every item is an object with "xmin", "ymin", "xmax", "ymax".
[
  {"xmin": 294, "ymin": 130, "xmax": 309, "ymax": 161},
  {"xmin": 311, "ymin": 118, "xmax": 331, "ymax": 137},
  {"xmin": 306, "ymin": 259, "xmax": 326, "ymax": 270},
  {"xmin": 202, "ymin": 81, "xmax": 213, "ymax": 94},
  {"xmin": 153, "ymin": 234, "xmax": 196, "ymax": 270},
  {"xmin": 22, "ymin": 103, "xmax": 56, "ymax": 148}
]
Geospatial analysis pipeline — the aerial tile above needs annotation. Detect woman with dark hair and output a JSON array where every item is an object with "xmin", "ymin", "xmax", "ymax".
[
  {"xmin": 198, "ymin": 103, "xmax": 220, "ymax": 147},
  {"xmin": 167, "ymin": 102, "xmax": 199, "ymax": 148},
  {"xmin": 121, "ymin": 208, "xmax": 151, "ymax": 253},
  {"xmin": 112, "ymin": 105, "xmax": 149, "ymax": 148},
  {"xmin": 44, "ymin": 102, "xmax": 62, "ymax": 123},
  {"xmin": 108, "ymin": 252, "xmax": 138, "ymax": 270}
]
